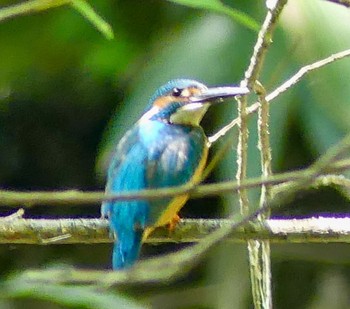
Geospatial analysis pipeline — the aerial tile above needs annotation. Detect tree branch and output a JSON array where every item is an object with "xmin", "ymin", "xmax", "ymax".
[
  {"xmin": 237, "ymin": 1, "xmax": 287, "ymax": 307},
  {"xmin": 0, "ymin": 158, "xmax": 350, "ymax": 207},
  {"xmin": 209, "ymin": 48, "xmax": 350, "ymax": 143},
  {"xmin": 11, "ymin": 134, "xmax": 350, "ymax": 285},
  {"xmin": 0, "ymin": 217, "xmax": 349, "ymax": 245}
]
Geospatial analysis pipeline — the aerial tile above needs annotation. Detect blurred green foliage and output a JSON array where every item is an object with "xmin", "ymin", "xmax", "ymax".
[{"xmin": 0, "ymin": 0, "xmax": 349, "ymax": 308}]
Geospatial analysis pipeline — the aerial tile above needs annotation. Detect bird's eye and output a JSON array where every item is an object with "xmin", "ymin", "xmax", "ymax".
[{"xmin": 172, "ymin": 87, "xmax": 182, "ymax": 97}]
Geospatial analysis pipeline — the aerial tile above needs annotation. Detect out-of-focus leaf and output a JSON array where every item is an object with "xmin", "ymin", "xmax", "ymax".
[
  {"xmin": 71, "ymin": 0, "xmax": 114, "ymax": 40},
  {"xmin": 83, "ymin": 37, "xmax": 137, "ymax": 78},
  {"xmin": 282, "ymin": 0, "xmax": 350, "ymax": 200},
  {"xmin": 0, "ymin": 0, "xmax": 113, "ymax": 40},
  {"xmin": 2, "ymin": 279, "xmax": 147, "ymax": 309},
  {"xmin": 0, "ymin": 0, "xmax": 69, "ymax": 23},
  {"xmin": 167, "ymin": 0, "xmax": 260, "ymax": 31},
  {"xmin": 281, "ymin": 0, "xmax": 350, "ymax": 154}
]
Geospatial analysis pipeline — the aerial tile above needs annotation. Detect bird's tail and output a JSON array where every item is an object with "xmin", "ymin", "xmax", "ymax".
[{"xmin": 113, "ymin": 229, "xmax": 143, "ymax": 270}]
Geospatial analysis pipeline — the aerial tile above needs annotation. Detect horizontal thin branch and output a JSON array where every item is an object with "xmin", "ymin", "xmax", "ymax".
[
  {"xmin": 1, "ymin": 217, "xmax": 350, "ymax": 245},
  {"xmin": 1, "ymin": 158, "xmax": 350, "ymax": 207}
]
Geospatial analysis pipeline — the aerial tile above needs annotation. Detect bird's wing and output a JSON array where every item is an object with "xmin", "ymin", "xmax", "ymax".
[
  {"xmin": 102, "ymin": 123, "xmax": 208, "ymax": 269},
  {"xmin": 102, "ymin": 125, "xmax": 151, "ymax": 269},
  {"xmin": 102, "ymin": 123, "xmax": 207, "ymax": 230},
  {"xmin": 101, "ymin": 125, "xmax": 149, "ymax": 225},
  {"xmin": 145, "ymin": 126, "xmax": 208, "ymax": 226}
]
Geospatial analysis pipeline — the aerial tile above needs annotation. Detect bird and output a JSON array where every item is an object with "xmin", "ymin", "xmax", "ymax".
[{"xmin": 101, "ymin": 79, "xmax": 249, "ymax": 270}]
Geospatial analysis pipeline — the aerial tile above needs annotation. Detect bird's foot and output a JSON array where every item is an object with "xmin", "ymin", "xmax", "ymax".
[{"xmin": 168, "ymin": 214, "xmax": 180, "ymax": 231}]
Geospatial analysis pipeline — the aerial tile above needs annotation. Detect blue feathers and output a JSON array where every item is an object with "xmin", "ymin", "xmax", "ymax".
[
  {"xmin": 146, "ymin": 79, "xmax": 206, "ymax": 112},
  {"xmin": 112, "ymin": 227, "xmax": 143, "ymax": 269},
  {"xmin": 102, "ymin": 79, "xmax": 249, "ymax": 269},
  {"xmin": 102, "ymin": 120, "xmax": 207, "ymax": 269}
]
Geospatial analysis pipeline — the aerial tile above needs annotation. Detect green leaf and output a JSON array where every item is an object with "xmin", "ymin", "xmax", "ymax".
[
  {"xmin": 0, "ymin": 0, "xmax": 69, "ymax": 23},
  {"xmin": 167, "ymin": 0, "xmax": 259, "ymax": 31},
  {"xmin": 281, "ymin": 1, "xmax": 350, "ymax": 154},
  {"xmin": 71, "ymin": 0, "xmax": 114, "ymax": 40},
  {"xmin": 0, "ymin": 0, "xmax": 113, "ymax": 40}
]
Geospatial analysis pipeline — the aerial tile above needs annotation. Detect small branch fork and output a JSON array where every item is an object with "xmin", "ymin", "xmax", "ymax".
[
  {"xmin": 209, "ymin": 48, "xmax": 350, "ymax": 144},
  {"xmin": 236, "ymin": 1, "xmax": 287, "ymax": 308}
]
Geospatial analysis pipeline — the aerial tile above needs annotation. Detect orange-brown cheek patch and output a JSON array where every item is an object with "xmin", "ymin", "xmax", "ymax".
[
  {"xmin": 153, "ymin": 95, "xmax": 186, "ymax": 108},
  {"xmin": 153, "ymin": 96, "xmax": 173, "ymax": 108}
]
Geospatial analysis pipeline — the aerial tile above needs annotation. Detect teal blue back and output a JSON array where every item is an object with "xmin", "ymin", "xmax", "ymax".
[{"xmin": 102, "ymin": 120, "xmax": 207, "ymax": 269}]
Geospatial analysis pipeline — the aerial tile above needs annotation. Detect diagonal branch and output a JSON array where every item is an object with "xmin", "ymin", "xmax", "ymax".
[
  {"xmin": 0, "ymin": 0, "xmax": 69, "ymax": 22},
  {"xmin": 16, "ymin": 216, "xmax": 350, "ymax": 287},
  {"xmin": 210, "ymin": 48, "xmax": 350, "ymax": 143},
  {"xmin": 326, "ymin": 0, "xmax": 350, "ymax": 8}
]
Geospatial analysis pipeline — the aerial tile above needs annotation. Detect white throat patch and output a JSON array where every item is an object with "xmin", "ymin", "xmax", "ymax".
[{"xmin": 170, "ymin": 103, "xmax": 209, "ymax": 126}]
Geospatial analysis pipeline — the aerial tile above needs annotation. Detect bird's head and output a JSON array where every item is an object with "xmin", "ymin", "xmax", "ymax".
[{"xmin": 141, "ymin": 79, "xmax": 249, "ymax": 126}]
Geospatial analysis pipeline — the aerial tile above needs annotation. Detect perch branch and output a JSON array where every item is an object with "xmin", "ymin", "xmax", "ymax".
[
  {"xmin": 0, "ymin": 217, "xmax": 350, "ymax": 245},
  {"xmin": 11, "ymin": 98, "xmax": 348, "ymax": 287}
]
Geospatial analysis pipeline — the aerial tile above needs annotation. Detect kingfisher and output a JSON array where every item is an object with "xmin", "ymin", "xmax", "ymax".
[{"xmin": 101, "ymin": 79, "xmax": 249, "ymax": 270}]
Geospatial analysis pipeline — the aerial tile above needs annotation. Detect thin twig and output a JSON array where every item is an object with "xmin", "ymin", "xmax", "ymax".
[
  {"xmin": 325, "ymin": 0, "xmax": 350, "ymax": 8},
  {"xmin": 209, "ymin": 48, "xmax": 350, "ymax": 144},
  {"xmin": 1, "ymin": 158, "xmax": 350, "ymax": 207}
]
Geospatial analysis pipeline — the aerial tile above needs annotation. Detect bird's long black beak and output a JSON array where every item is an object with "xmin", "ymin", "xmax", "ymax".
[{"xmin": 190, "ymin": 86, "xmax": 249, "ymax": 103}]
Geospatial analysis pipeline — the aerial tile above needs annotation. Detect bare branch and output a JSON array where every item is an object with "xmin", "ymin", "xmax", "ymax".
[
  {"xmin": 0, "ymin": 158, "xmax": 350, "ymax": 207},
  {"xmin": 237, "ymin": 1, "xmax": 287, "ymax": 308},
  {"xmin": 209, "ymin": 48, "xmax": 350, "ymax": 144},
  {"xmin": 256, "ymin": 82, "xmax": 273, "ymax": 308},
  {"xmin": 1, "ymin": 217, "xmax": 350, "ymax": 245}
]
